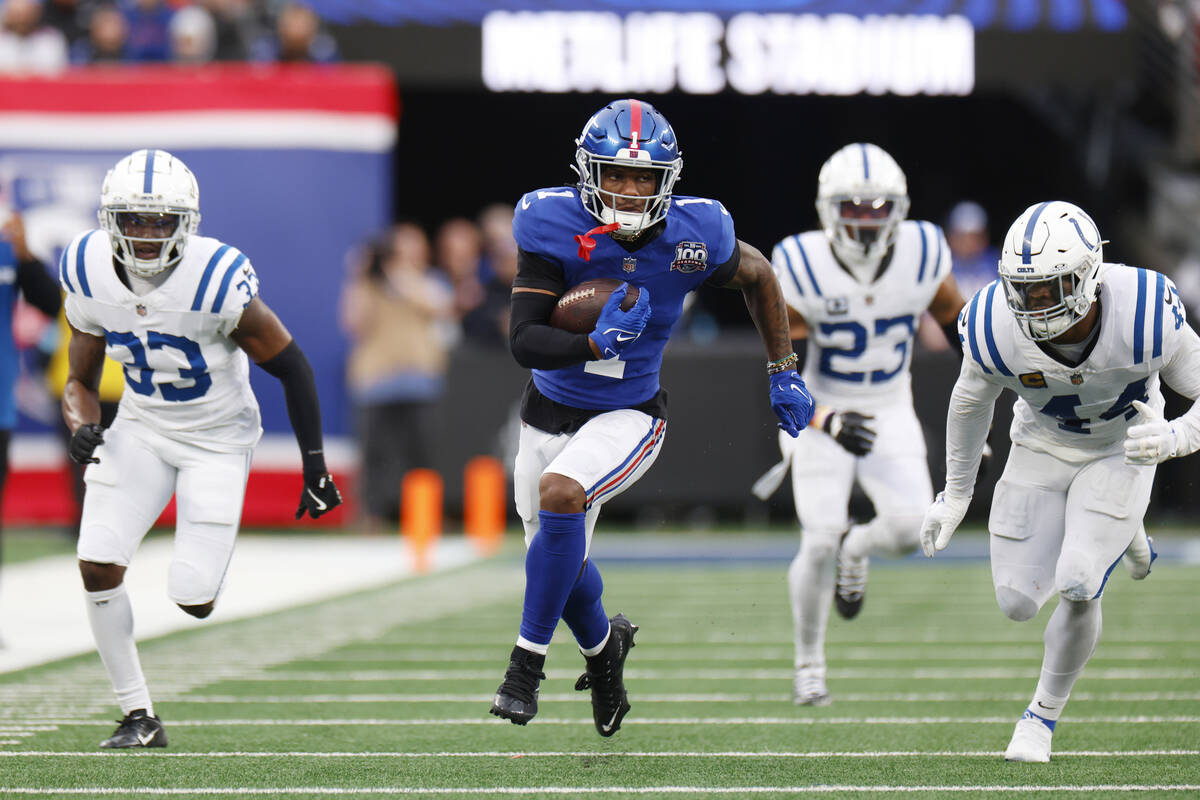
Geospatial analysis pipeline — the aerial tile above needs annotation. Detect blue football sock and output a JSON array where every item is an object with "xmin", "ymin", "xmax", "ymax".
[
  {"xmin": 561, "ymin": 558, "xmax": 609, "ymax": 652},
  {"xmin": 519, "ymin": 510, "xmax": 587, "ymax": 647}
]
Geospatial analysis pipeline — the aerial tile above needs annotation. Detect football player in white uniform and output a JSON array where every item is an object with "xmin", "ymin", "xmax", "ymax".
[
  {"xmin": 920, "ymin": 200, "xmax": 1200, "ymax": 762},
  {"xmin": 63, "ymin": 150, "xmax": 343, "ymax": 748},
  {"xmin": 760, "ymin": 144, "xmax": 966, "ymax": 705}
]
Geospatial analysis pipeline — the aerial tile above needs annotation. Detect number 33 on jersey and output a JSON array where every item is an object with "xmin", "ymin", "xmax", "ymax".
[{"xmin": 61, "ymin": 228, "xmax": 264, "ymax": 451}]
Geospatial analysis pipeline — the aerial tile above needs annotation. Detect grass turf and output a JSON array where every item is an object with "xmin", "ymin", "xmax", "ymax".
[{"xmin": 0, "ymin": 533, "xmax": 1197, "ymax": 798}]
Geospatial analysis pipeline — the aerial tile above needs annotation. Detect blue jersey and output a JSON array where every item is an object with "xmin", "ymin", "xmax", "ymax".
[
  {"xmin": 0, "ymin": 240, "xmax": 17, "ymax": 429},
  {"xmin": 513, "ymin": 186, "xmax": 736, "ymax": 410}
]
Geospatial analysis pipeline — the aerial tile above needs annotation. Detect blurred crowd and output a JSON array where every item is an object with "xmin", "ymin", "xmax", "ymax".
[
  {"xmin": 0, "ymin": 0, "xmax": 337, "ymax": 71},
  {"xmin": 338, "ymin": 204, "xmax": 518, "ymax": 530}
]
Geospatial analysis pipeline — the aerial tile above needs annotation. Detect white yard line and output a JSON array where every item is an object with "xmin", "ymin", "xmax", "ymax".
[
  {"xmin": 18, "ymin": 715, "xmax": 1200, "ymax": 726},
  {"xmin": 2, "ymin": 749, "xmax": 1197, "ymax": 758},
  {"xmin": 2, "ymin": 785, "xmax": 1199, "ymax": 795},
  {"xmin": 103, "ymin": 691, "xmax": 1200, "ymax": 704},
  {"xmin": 199, "ymin": 667, "xmax": 1200, "ymax": 681}
]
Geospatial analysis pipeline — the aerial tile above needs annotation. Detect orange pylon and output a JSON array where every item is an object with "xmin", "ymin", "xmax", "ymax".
[
  {"xmin": 401, "ymin": 468, "xmax": 442, "ymax": 573},
  {"xmin": 463, "ymin": 456, "xmax": 506, "ymax": 555}
]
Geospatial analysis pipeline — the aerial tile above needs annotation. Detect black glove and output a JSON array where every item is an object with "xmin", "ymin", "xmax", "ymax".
[
  {"xmin": 68, "ymin": 423, "xmax": 106, "ymax": 465},
  {"xmin": 823, "ymin": 411, "xmax": 876, "ymax": 456},
  {"xmin": 296, "ymin": 472, "xmax": 343, "ymax": 520}
]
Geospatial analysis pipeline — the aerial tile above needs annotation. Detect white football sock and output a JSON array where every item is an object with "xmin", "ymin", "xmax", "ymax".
[
  {"xmin": 1037, "ymin": 596, "xmax": 1102, "ymax": 703},
  {"xmin": 85, "ymin": 585, "xmax": 153, "ymax": 717},
  {"xmin": 788, "ymin": 533, "xmax": 837, "ymax": 668}
]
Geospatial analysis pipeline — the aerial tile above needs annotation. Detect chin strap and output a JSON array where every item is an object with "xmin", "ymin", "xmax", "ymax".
[{"xmin": 575, "ymin": 222, "xmax": 620, "ymax": 261}]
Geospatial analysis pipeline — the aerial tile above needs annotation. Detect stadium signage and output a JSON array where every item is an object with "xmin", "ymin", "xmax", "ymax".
[{"xmin": 483, "ymin": 12, "xmax": 974, "ymax": 96}]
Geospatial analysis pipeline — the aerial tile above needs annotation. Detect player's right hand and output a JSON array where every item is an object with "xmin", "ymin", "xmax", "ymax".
[
  {"xmin": 68, "ymin": 423, "xmax": 105, "ymax": 465},
  {"xmin": 824, "ymin": 410, "xmax": 876, "ymax": 456},
  {"xmin": 589, "ymin": 283, "xmax": 651, "ymax": 359},
  {"xmin": 919, "ymin": 491, "xmax": 971, "ymax": 557}
]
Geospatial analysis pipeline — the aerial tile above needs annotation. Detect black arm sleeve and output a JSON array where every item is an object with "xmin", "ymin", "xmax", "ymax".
[
  {"xmin": 703, "ymin": 242, "xmax": 742, "ymax": 288},
  {"xmin": 509, "ymin": 291, "xmax": 595, "ymax": 369},
  {"xmin": 791, "ymin": 338, "xmax": 808, "ymax": 373},
  {"xmin": 17, "ymin": 258, "xmax": 61, "ymax": 318},
  {"xmin": 508, "ymin": 248, "xmax": 594, "ymax": 369},
  {"xmin": 941, "ymin": 319, "xmax": 964, "ymax": 358},
  {"xmin": 257, "ymin": 340, "xmax": 327, "ymax": 480}
]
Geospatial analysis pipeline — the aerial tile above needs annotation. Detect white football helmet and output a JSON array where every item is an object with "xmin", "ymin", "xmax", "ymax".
[
  {"xmin": 998, "ymin": 201, "xmax": 1105, "ymax": 341},
  {"xmin": 99, "ymin": 149, "xmax": 201, "ymax": 278},
  {"xmin": 816, "ymin": 143, "xmax": 910, "ymax": 277}
]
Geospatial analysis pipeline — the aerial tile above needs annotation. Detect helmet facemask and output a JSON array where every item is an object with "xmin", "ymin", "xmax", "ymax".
[
  {"xmin": 1001, "ymin": 250, "xmax": 1102, "ymax": 341},
  {"xmin": 102, "ymin": 208, "xmax": 195, "ymax": 278},
  {"xmin": 817, "ymin": 194, "xmax": 910, "ymax": 276},
  {"xmin": 99, "ymin": 149, "xmax": 201, "ymax": 278},
  {"xmin": 574, "ymin": 151, "xmax": 680, "ymax": 238}
]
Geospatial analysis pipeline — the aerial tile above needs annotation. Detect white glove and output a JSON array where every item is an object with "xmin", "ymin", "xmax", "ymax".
[
  {"xmin": 920, "ymin": 491, "xmax": 972, "ymax": 558},
  {"xmin": 1123, "ymin": 400, "xmax": 1178, "ymax": 465}
]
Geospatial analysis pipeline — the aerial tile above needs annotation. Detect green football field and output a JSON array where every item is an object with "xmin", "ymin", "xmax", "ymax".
[{"xmin": 1, "ymin": 532, "xmax": 1198, "ymax": 799}]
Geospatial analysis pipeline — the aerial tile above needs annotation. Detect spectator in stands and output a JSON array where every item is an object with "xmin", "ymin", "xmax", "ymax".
[
  {"xmin": 0, "ymin": 210, "xmax": 63, "ymax": 616},
  {"xmin": 434, "ymin": 217, "xmax": 485, "ymax": 322},
  {"xmin": 72, "ymin": 3, "xmax": 127, "ymax": 63},
  {"xmin": 340, "ymin": 223, "xmax": 453, "ymax": 531},
  {"xmin": 197, "ymin": 0, "xmax": 256, "ymax": 61},
  {"xmin": 251, "ymin": 1, "xmax": 335, "ymax": 63},
  {"xmin": 918, "ymin": 200, "xmax": 1000, "ymax": 352},
  {"xmin": 122, "ymin": 0, "xmax": 171, "ymax": 61},
  {"xmin": 41, "ymin": 0, "xmax": 86, "ymax": 45},
  {"xmin": 462, "ymin": 203, "xmax": 519, "ymax": 348},
  {"xmin": 0, "ymin": 0, "xmax": 69, "ymax": 73},
  {"xmin": 168, "ymin": 4, "xmax": 215, "ymax": 63}
]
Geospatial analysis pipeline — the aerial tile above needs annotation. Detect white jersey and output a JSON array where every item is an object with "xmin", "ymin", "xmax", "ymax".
[
  {"xmin": 957, "ymin": 264, "xmax": 1200, "ymax": 463},
  {"xmin": 61, "ymin": 229, "xmax": 262, "ymax": 451},
  {"xmin": 772, "ymin": 220, "xmax": 951, "ymax": 411}
]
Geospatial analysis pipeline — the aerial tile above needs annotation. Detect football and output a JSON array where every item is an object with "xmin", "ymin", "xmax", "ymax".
[{"xmin": 549, "ymin": 278, "xmax": 640, "ymax": 334}]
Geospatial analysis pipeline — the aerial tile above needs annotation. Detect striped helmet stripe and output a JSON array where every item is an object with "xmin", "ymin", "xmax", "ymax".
[
  {"xmin": 1021, "ymin": 201, "xmax": 1052, "ymax": 264},
  {"xmin": 143, "ymin": 149, "xmax": 156, "ymax": 194},
  {"xmin": 628, "ymin": 100, "xmax": 641, "ymax": 151}
]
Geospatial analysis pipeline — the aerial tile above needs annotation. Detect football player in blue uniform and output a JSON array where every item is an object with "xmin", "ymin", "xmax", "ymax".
[
  {"xmin": 921, "ymin": 201, "xmax": 1200, "ymax": 761},
  {"xmin": 491, "ymin": 99, "xmax": 814, "ymax": 736}
]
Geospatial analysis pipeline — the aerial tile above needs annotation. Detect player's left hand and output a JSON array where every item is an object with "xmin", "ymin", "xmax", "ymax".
[
  {"xmin": 296, "ymin": 473, "xmax": 343, "ymax": 520},
  {"xmin": 1123, "ymin": 400, "xmax": 1178, "ymax": 465},
  {"xmin": 769, "ymin": 369, "xmax": 814, "ymax": 437}
]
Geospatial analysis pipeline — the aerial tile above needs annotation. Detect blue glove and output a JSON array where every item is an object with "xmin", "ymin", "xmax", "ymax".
[
  {"xmin": 769, "ymin": 369, "xmax": 814, "ymax": 437},
  {"xmin": 589, "ymin": 283, "xmax": 651, "ymax": 359}
]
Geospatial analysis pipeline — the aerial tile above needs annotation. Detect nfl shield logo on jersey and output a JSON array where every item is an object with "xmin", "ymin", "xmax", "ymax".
[
  {"xmin": 1070, "ymin": 372, "xmax": 1084, "ymax": 385},
  {"xmin": 135, "ymin": 304, "xmax": 147, "ymax": 316},
  {"xmin": 671, "ymin": 241, "xmax": 708, "ymax": 273},
  {"xmin": 622, "ymin": 256, "xmax": 637, "ymax": 273},
  {"xmin": 825, "ymin": 297, "xmax": 849, "ymax": 316}
]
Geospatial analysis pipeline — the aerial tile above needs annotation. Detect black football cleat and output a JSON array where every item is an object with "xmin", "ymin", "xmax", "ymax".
[
  {"xmin": 834, "ymin": 530, "xmax": 867, "ymax": 620},
  {"xmin": 490, "ymin": 646, "xmax": 546, "ymax": 725},
  {"xmin": 575, "ymin": 613, "xmax": 638, "ymax": 737},
  {"xmin": 99, "ymin": 709, "xmax": 167, "ymax": 749}
]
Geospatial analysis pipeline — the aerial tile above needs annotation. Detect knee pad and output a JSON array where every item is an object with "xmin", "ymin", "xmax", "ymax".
[
  {"xmin": 76, "ymin": 524, "xmax": 131, "ymax": 567},
  {"xmin": 995, "ymin": 585, "xmax": 1040, "ymax": 622},
  {"xmin": 873, "ymin": 513, "xmax": 924, "ymax": 557},
  {"xmin": 1055, "ymin": 549, "xmax": 1103, "ymax": 602},
  {"xmin": 799, "ymin": 529, "xmax": 841, "ymax": 564},
  {"xmin": 167, "ymin": 559, "xmax": 219, "ymax": 607}
]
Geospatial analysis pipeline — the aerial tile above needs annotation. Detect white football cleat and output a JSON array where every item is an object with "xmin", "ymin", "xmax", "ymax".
[
  {"xmin": 1124, "ymin": 527, "xmax": 1157, "ymax": 580},
  {"xmin": 1004, "ymin": 714, "xmax": 1053, "ymax": 762},
  {"xmin": 793, "ymin": 663, "xmax": 832, "ymax": 706}
]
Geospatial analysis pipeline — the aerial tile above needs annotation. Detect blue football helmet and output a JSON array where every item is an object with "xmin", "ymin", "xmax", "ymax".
[{"xmin": 573, "ymin": 99, "xmax": 683, "ymax": 236}]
